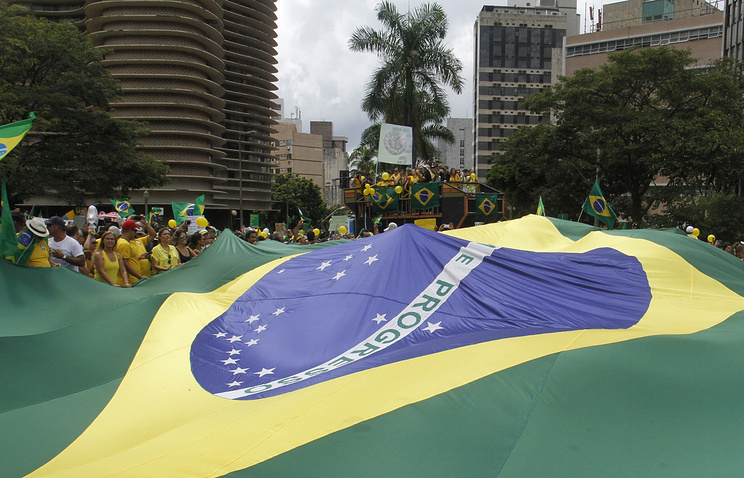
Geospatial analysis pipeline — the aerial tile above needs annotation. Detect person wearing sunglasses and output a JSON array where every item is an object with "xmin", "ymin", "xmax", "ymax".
[{"xmin": 150, "ymin": 228, "xmax": 180, "ymax": 274}]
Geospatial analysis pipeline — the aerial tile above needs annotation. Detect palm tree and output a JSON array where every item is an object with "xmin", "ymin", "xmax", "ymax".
[
  {"xmin": 349, "ymin": 1, "xmax": 463, "ymax": 166},
  {"xmin": 348, "ymin": 145, "xmax": 377, "ymax": 176}
]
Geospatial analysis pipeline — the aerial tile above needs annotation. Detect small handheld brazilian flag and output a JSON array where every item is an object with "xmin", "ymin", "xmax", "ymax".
[
  {"xmin": 172, "ymin": 195, "xmax": 205, "ymax": 225},
  {"xmin": 0, "ymin": 113, "xmax": 35, "ymax": 161},
  {"xmin": 582, "ymin": 181, "xmax": 616, "ymax": 229},
  {"xmin": 536, "ymin": 197, "xmax": 545, "ymax": 216},
  {"xmin": 111, "ymin": 198, "xmax": 135, "ymax": 217}
]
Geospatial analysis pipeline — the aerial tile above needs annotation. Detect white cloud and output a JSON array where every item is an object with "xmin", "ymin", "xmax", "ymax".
[{"xmin": 275, "ymin": 0, "xmax": 597, "ymax": 151}]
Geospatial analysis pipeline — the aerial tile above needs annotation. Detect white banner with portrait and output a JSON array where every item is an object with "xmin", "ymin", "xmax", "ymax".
[{"xmin": 378, "ymin": 123, "xmax": 412, "ymax": 165}]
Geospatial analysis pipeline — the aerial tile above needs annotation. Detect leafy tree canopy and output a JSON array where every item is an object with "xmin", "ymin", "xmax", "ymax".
[
  {"xmin": 262, "ymin": 173, "xmax": 328, "ymax": 229},
  {"xmin": 487, "ymin": 47, "xmax": 744, "ymax": 226},
  {"xmin": 348, "ymin": 145, "xmax": 377, "ymax": 176},
  {"xmin": 350, "ymin": 1, "xmax": 463, "ymax": 165},
  {"xmin": 0, "ymin": 4, "xmax": 168, "ymax": 206}
]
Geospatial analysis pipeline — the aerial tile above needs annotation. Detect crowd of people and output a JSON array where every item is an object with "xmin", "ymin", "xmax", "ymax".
[
  {"xmin": 5, "ymin": 211, "xmax": 443, "ymax": 286},
  {"xmin": 351, "ymin": 164, "xmax": 479, "ymax": 192},
  {"xmin": 5, "ymin": 213, "xmax": 219, "ymax": 287},
  {"xmin": 9, "ymin": 208, "xmax": 744, "ymax": 287}
]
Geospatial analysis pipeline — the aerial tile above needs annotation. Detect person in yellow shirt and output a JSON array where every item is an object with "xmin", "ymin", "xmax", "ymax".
[
  {"xmin": 351, "ymin": 173, "xmax": 363, "ymax": 193},
  {"xmin": 16, "ymin": 217, "xmax": 52, "ymax": 268},
  {"xmin": 150, "ymin": 228, "xmax": 180, "ymax": 274},
  {"xmin": 94, "ymin": 230, "xmax": 129, "ymax": 287},
  {"xmin": 390, "ymin": 167, "xmax": 402, "ymax": 186},
  {"xmin": 118, "ymin": 218, "xmax": 156, "ymax": 284}
]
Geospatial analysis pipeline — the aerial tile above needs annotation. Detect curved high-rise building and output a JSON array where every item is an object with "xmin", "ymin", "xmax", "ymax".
[{"xmin": 12, "ymin": 0, "xmax": 278, "ymax": 219}]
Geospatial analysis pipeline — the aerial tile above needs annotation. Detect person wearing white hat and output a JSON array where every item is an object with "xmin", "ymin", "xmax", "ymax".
[
  {"xmin": 16, "ymin": 217, "xmax": 51, "ymax": 267},
  {"xmin": 383, "ymin": 222, "xmax": 398, "ymax": 232}
]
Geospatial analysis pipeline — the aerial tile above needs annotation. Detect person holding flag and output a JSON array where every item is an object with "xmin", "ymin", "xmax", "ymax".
[{"xmin": 582, "ymin": 181, "xmax": 617, "ymax": 229}]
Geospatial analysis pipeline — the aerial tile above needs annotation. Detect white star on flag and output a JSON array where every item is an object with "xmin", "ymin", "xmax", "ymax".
[
  {"xmin": 227, "ymin": 335, "xmax": 243, "ymax": 343},
  {"xmin": 343, "ymin": 254, "xmax": 354, "ymax": 262},
  {"xmin": 231, "ymin": 367, "xmax": 249, "ymax": 375},
  {"xmin": 277, "ymin": 269, "xmax": 285, "ymax": 274},
  {"xmin": 226, "ymin": 381, "xmax": 243, "ymax": 387},
  {"xmin": 317, "ymin": 260, "xmax": 332, "ymax": 271},
  {"xmin": 254, "ymin": 324, "xmax": 267, "ymax": 333},
  {"xmin": 364, "ymin": 254, "xmax": 379, "ymax": 266},
  {"xmin": 245, "ymin": 338, "xmax": 259, "ymax": 346},
  {"xmin": 221, "ymin": 357, "xmax": 239, "ymax": 365},
  {"xmin": 332, "ymin": 270, "xmax": 347, "ymax": 281},
  {"xmin": 254, "ymin": 367, "xmax": 276, "ymax": 377},
  {"xmin": 423, "ymin": 321, "xmax": 444, "ymax": 333},
  {"xmin": 272, "ymin": 307, "xmax": 285, "ymax": 316},
  {"xmin": 372, "ymin": 313, "xmax": 387, "ymax": 324},
  {"xmin": 213, "ymin": 332, "xmax": 227, "ymax": 338},
  {"xmin": 245, "ymin": 314, "xmax": 260, "ymax": 324},
  {"xmin": 227, "ymin": 349, "xmax": 241, "ymax": 356},
  {"xmin": 361, "ymin": 244, "xmax": 373, "ymax": 252}
]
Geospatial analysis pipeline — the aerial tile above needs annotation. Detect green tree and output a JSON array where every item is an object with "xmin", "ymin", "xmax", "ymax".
[
  {"xmin": 488, "ymin": 47, "xmax": 744, "ymax": 225},
  {"xmin": 0, "ymin": 4, "xmax": 168, "ymax": 206},
  {"xmin": 262, "ymin": 174, "xmax": 328, "ymax": 228},
  {"xmin": 348, "ymin": 145, "xmax": 377, "ymax": 176},
  {"xmin": 349, "ymin": 1, "xmax": 463, "ymax": 165}
]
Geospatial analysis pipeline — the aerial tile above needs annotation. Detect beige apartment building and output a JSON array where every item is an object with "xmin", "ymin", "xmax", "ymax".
[
  {"xmin": 603, "ymin": 0, "xmax": 719, "ymax": 31},
  {"xmin": 565, "ymin": 12, "xmax": 723, "ymax": 75},
  {"xmin": 11, "ymin": 0, "xmax": 279, "ymax": 224},
  {"xmin": 271, "ymin": 124, "xmax": 324, "ymax": 189}
]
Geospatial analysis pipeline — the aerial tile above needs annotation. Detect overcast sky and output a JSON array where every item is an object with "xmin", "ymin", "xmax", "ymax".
[{"xmin": 274, "ymin": 0, "xmax": 603, "ymax": 152}]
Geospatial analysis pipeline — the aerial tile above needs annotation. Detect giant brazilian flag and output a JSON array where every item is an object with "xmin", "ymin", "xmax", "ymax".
[{"xmin": 5, "ymin": 215, "xmax": 744, "ymax": 477}]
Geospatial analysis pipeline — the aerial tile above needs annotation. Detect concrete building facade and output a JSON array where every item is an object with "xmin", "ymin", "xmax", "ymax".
[
  {"xmin": 272, "ymin": 123, "xmax": 323, "ymax": 189},
  {"xmin": 437, "ymin": 118, "xmax": 474, "ymax": 172},
  {"xmin": 310, "ymin": 122, "xmax": 348, "ymax": 207},
  {"xmin": 473, "ymin": 1, "xmax": 579, "ymax": 178},
  {"xmin": 724, "ymin": 0, "xmax": 744, "ymax": 59},
  {"xmin": 13, "ymin": 0, "xmax": 278, "ymax": 218},
  {"xmin": 565, "ymin": 12, "xmax": 723, "ymax": 76}
]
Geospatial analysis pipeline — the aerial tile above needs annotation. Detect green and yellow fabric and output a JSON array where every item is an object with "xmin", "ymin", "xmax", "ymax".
[
  {"xmin": 411, "ymin": 182, "xmax": 439, "ymax": 210},
  {"xmin": 6, "ymin": 216, "xmax": 744, "ymax": 477}
]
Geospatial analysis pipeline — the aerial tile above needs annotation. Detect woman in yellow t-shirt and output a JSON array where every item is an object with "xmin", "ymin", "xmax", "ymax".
[
  {"xmin": 93, "ymin": 230, "xmax": 129, "ymax": 287},
  {"xmin": 150, "ymin": 228, "xmax": 180, "ymax": 274}
]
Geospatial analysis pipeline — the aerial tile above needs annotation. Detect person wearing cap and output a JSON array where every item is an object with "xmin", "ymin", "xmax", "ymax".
[
  {"xmin": 15, "ymin": 217, "xmax": 52, "ymax": 267},
  {"xmin": 47, "ymin": 216, "xmax": 85, "ymax": 272},
  {"xmin": 383, "ymin": 222, "xmax": 398, "ymax": 232},
  {"xmin": 118, "ymin": 217, "xmax": 156, "ymax": 284}
]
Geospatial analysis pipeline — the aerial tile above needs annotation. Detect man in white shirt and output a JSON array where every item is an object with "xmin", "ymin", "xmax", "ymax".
[{"xmin": 47, "ymin": 216, "xmax": 85, "ymax": 272}]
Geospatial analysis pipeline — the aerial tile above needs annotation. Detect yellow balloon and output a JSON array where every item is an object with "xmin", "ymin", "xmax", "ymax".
[
  {"xmin": 260, "ymin": 231, "xmax": 268, "ymax": 238},
  {"xmin": 369, "ymin": 189, "xmax": 376, "ymax": 196},
  {"xmin": 382, "ymin": 172, "xmax": 390, "ymax": 180},
  {"xmin": 395, "ymin": 185, "xmax": 403, "ymax": 194},
  {"xmin": 168, "ymin": 219, "xmax": 177, "ymax": 228},
  {"xmin": 692, "ymin": 228, "xmax": 700, "ymax": 237},
  {"xmin": 365, "ymin": 183, "xmax": 371, "ymax": 189},
  {"xmin": 470, "ymin": 173, "xmax": 476, "ymax": 179},
  {"xmin": 339, "ymin": 226, "xmax": 347, "ymax": 234},
  {"xmin": 363, "ymin": 188, "xmax": 370, "ymax": 196},
  {"xmin": 196, "ymin": 217, "xmax": 208, "ymax": 227},
  {"xmin": 708, "ymin": 234, "xmax": 716, "ymax": 243},
  {"xmin": 313, "ymin": 228, "xmax": 320, "ymax": 236}
]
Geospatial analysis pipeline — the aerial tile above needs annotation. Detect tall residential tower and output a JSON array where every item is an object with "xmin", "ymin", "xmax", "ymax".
[
  {"xmin": 12, "ymin": 0, "xmax": 278, "ymax": 221},
  {"xmin": 473, "ymin": 1, "xmax": 579, "ymax": 178}
]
